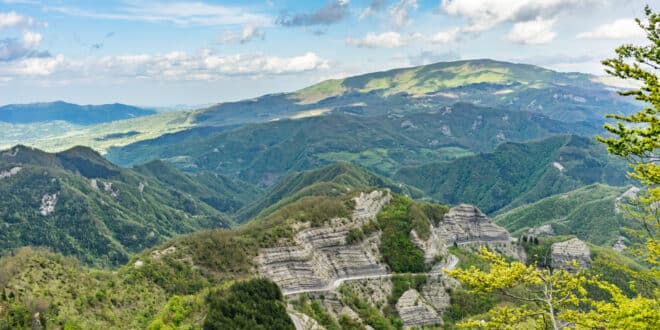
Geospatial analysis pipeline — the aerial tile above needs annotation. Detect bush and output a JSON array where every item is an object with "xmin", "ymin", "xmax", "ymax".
[
  {"xmin": 203, "ymin": 278, "xmax": 294, "ymax": 330},
  {"xmin": 346, "ymin": 228, "xmax": 366, "ymax": 244}
]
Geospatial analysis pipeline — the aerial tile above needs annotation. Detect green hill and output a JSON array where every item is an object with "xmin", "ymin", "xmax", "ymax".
[
  {"xmin": 197, "ymin": 59, "xmax": 635, "ymax": 125},
  {"xmin": 133, "ymin": 159, "xmax": 263, "ymax": 214},
  {"xmin": 494, "ymin": 184, "xmax": 637, "ymax": 246},
  {"xmin": 236, "ymin": 162, "xmax": 423, "ymax": 222},
  {"xmin": 107, "ymin": 104, "xmax": 601, "ymax": 185},
  {"xmin": 395, "ymin": 135, "xmax": 631, "ymax": 214},
  {"xmin": 0, "ymin": 145, "xmax": 233, "ymax": 267},
  {"xmin": 0, "ymin": 101, "xmax": 155, "ymax": 125}
]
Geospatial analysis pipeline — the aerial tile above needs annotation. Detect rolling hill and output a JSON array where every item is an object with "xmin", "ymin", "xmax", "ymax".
[
  {"xmin": 133, "ymin": 159, "xmax": 263, "ymax": 214},
  {"xmin": 235, "ymin": 162, "xmax": 423, "ymax": 222},
  {"xmin": 0, "ymin": 101, "xmax": 155, "ymax": 125},
  {"xmin": 196, "ymin": 59, "xmax": 635, "ymax": 125},
  {"xmin": 395, "ymin": 135, "xmax": 631, "ymax": 214},
  {"xmin": 494, "ymin": 184, "xmax": 638, "ymax": 247},
  {"xmin": 106, "ymin": 104, "xmax": 602, "ymax": 185}
]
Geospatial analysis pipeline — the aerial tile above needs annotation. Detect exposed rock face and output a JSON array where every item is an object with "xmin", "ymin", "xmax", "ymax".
[
  {"xmin": 615, "ymin": 187, "xmax": 640, "ymax": 213},
  {"xmin": 395, "ymin": 289, "xmax": 443, "ymax": 328},
  {"xmin": 39, "ymin": 193, "xmax": 57, "ymax": 216},
  {"xmin": 410, "ymin": 229, "xmax": 446, "ymax": 264},
  {"xmin": 288, "ymin": 306, "xmax": 326, "ymax": 330},
  {"xmin": 528, "ymin": 224, "xmax": 554, "ymax": 237},
  {"xmin": 90, "ymin": 178, "xmax": 99, "ymax": 190},
  {"xmin": 0, "ymin": 166, "xmax": 21, "ymax": 179},
  {"xmin": 551, "ymin": 238, "xmax": 591, "ymax": 272},
  {"xmin": 435, "ymin": 204, "xmax": 518, "ymax": 258},
  {"xmin": 257, "ymin": 190, "xmax": 390, "ymax": 294},
  {"xmin": 341, "ymin": 277, "xmax": 392, "ymax": 308},
  {"xmin": 612, "ymin": 236, "xmax": 627, "ymax": 252},
  {"xmin": 421, "ymin": 275, "xmax": 452, "ymax": 312},
  {"xmin": 552, "ymin": 162, "xmax": 565, "ymax": 172}
]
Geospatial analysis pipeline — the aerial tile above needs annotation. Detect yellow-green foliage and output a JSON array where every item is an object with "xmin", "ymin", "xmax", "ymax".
[
  {"xmin": 148, "ymin": 294, "xmax": 206, "ymax": 330},
  {"xmin": 293, "ymin": 79, "xmax": 346, "ymax": 104},
  {"xmin": 0, "ymin": 248, "xmax": 168, "ymax": 329},
  {"xmin": 447, "ymin": 247, "xmax": 660, "ymax": 329}
]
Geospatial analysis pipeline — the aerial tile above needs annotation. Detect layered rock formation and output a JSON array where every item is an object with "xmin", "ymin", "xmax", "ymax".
[
  {"xmin": 395, "ymin": 289, "xmax": 443, "ymax": 328},
  {"xmin": 551, "ymin": 238, "xmax": 591, "ymax": 272},
  {"xmin": 257, "ymin": 190, "xmax": 390, "ymax": 294}
]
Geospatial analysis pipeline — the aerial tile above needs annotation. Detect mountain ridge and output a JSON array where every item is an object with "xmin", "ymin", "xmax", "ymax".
[{"xmin": 0, "ymin": 101, "xmax": 155, "ymax": 125}]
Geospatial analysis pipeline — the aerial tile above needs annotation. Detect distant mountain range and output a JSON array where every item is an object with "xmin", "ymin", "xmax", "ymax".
[{"xmin": 0, "ymin": 101, "xmax": 155, "ymax": 125}]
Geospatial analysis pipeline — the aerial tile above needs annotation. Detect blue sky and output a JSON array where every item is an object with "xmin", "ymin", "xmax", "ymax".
[{"xmin": 0, "ymin": 0, "xmax": 654, "ymax": 106}]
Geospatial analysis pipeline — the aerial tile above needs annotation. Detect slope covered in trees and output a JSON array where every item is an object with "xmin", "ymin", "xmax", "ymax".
[
  {"xmin": 395, "ymin": 135, "xmax": 630, "ymax": 214},
  {"xmin": 0, "ymin": 145, "xmax": 232, "ymax": 266}
]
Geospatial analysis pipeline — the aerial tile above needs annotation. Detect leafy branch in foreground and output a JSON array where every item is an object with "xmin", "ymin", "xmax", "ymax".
[
  {"xmin": 446, "ymin": 247, "xmax": 659, "ymax": 329},
  {"xmin": 598, "ymin": 4, "xmax": 659, "ymax": 270}
]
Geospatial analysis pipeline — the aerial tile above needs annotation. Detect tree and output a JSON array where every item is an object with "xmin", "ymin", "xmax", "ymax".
[
  {"xmin": 598, "ymin": 5, "xmax": 660, "ymax": 269},
  {"xmin": 446, "ymin": 6, "xmax": 660, "ymax": 329},
  {"xmin": 446, "ymin": 248, "xmax": 659, "ymax": 329}
]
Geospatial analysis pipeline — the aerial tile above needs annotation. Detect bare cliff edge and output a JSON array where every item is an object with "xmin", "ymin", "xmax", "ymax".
[{"xmin": 256, "ymin": 190, "xmax": 522, "ymax": 329}]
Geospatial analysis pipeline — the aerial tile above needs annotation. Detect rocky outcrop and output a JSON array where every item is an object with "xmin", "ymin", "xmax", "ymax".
[
  {"xmin": 612, "ymin": 236, "xmax": 627, "ymax": 252},
  {"xmin": 421, "ymin": 275, "xmax": 452, "ymax": 312},
  {"xmin": 435, "ymin": 204, "xmax": 519, "ymax": 258},
  {"xmin": 615, "ymin": 187, "xmax": 640, "ymax": 213},
  {"xmin": 288, "ymin": 306, "xmax": 326, "ymax": 330},
  {"xmin": 551, "ymin": 238, "xmax": 591, "ymax": 272},
  {"xmin": 528, "ymin": 224, "xmax": 554, "ymax": 237},
  {"xmin": 257, "ymin": 191, "xmax": 390, "ymax": 294},
  {"xmin": 395, "ymin": 289, "xmax": 443, "ymax": 328},
  {"xmin": 39, "ymin": 193, "xmax": 57, "ymax": 216},
  {"xmin": 410, "ymin": 229, "xmax": 446, "ymax": 264},
  {"xmin": 0, "ymin": 166, "xmax": 21, "ymax": 179}
]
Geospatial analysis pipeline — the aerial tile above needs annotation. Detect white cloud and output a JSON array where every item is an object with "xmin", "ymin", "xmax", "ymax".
[
  {"xmin": 220, "ymin": 24, "xmax": 265, "ymax": 44},
  {"xmin": 507, "ymin": 17, "xmax": 557, "ymax": 45},
  {"xmin": 21, "ymin": 31, "xmax": 42, "ymax": 48},
  {"xmin": 0, "ymin": 30, "xmax": 48, "ymax": 61},
  {"xmin": 577, "ymin": 18, "xmax": 644, "ymax": 39},
  {"xmin": 0, "ymin": 51, "xmax": 329, "ymax": 81},
  {"xmin": 431, "ymin": 27, "xmax": 460, "ymax": 44},
  {"xmin": 389, "ymin": 0, "xmax": 418, "ymax": 29},
  {"xmin": 46, "ymin": 2, "xmax": 272, "ymax": 26},
  {"xmin": 441, "ymin": 0, "xmax": 593, "ymax": 32},
  {"xmin": 0, "ymin": 11, "xmax": 35, "ymax": 29},
  {"xmin": 0, "ymin": 54, "xmax": 64, "ymax": 76},
  {"xmin": 346, "ymin": 31, "xmax": 408, "ymax": 48},
  {"xmin": 359, "ymin": 0, "xmax": 387, "ymax": 20}
]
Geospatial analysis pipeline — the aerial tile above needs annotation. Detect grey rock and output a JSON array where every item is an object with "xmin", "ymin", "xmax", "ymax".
[
  {"xmin": 395, "ymin": 289, "xmax": 442, "ymax": 328},
  {"xmin": 551, "ymin": 238, "xmax": 591, "ymax": 272}
]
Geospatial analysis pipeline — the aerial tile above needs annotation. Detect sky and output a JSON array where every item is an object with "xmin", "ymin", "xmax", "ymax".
[{"xmin": 0, "ymin": 0, "xmax": 654, "ymax": 106}]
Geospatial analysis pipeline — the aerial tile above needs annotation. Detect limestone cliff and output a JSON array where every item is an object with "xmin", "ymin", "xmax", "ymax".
[{"xmin": 551, "ymin": 238, "xmax": 591, "ymax": 272}]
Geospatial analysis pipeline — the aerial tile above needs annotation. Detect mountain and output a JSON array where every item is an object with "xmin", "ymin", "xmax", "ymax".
[
  {"xmin": 133, "ymin": 159, "xmax": 263, "ymax": 214},
  {"xmin": 235, "ymin": 162, "xmax": 424, "ymax": 222},
  {"xmin": 395, "ymin": 135, "xmax": 631, "ymax": 214},
  {"xmin": 0, "ymin": 101, "xmax": 156, "ymax": 125},
  {"xmin": 494, "ymin": 184, "xmax": 639, "ymax": 247},
  {"xmin": 196, "ymin": 59, "xmax": 635, "ymax": 125},
  {"xmin": 0, "ymin": 145, "xmax": 233, "ymax": 266},
  {"xmin": 106, "ymin": 104, "xmax": 602, "ymax": 184},
  {"xmin": 3, "ymin": 60, "xmax": 634, "ymax": 156}
]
